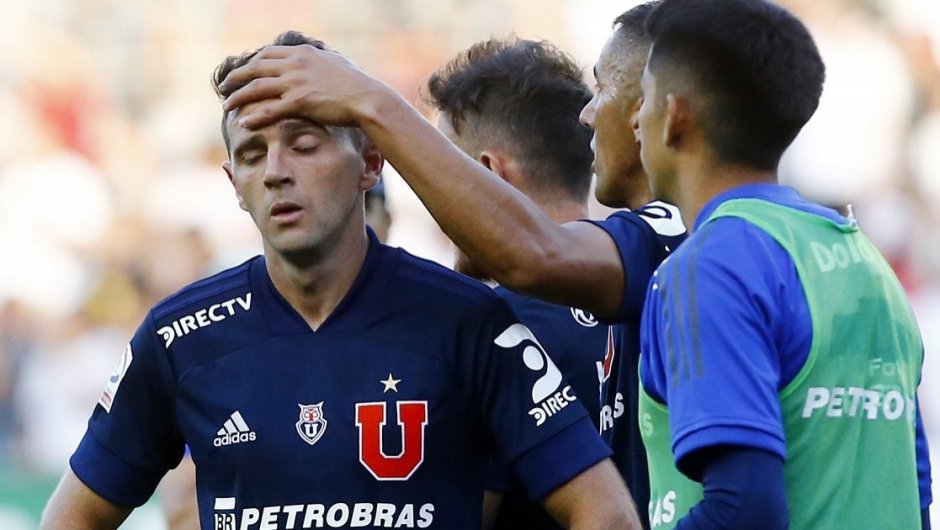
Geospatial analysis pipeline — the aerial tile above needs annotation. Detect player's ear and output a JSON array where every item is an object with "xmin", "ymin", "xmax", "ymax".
[
  {"xmin": 478, "ymin": 150, "xmax": 509, "ymax": 183},
  {"xmin": 223, "ymin": 161, "xmax": 248, "ymax": 212},
  {"xmin": 359, "ymin": 136, "xmax": 384, "ymax": 191},
  {"xmin": 663, "ymin": 93, "xmax": 692, "ymax": 148}
]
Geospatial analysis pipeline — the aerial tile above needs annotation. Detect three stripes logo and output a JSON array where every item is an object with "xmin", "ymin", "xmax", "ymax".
[{"xmin": 213, "ymin": 410, "xmax": 257, "ymax": 447}]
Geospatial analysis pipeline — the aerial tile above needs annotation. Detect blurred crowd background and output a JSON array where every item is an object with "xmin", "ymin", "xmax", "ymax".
[{"xmin": 1, "ymin": 0, "xmax": 939, "ymax": 527}]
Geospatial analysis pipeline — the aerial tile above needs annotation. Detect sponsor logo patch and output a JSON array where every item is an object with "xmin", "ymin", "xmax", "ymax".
[
  {"xmin": 213, "ymin": 410, "xmax": 257, "ymax": 447},
  {"xmin": 98, "ymin": 344, "xmax": 133, "ymax": 413},
  {"xmin": 156, "ymin": 292, "xmax": 252, "ymax": 348}
]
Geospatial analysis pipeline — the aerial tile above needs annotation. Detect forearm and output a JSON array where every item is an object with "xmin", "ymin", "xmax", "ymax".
[
  {"xmin": 41, "ymin": 468, "xmax": 132, "ymax": 530},
  {"xmin": 675, "ymin": 447, "xmax": 787, "ymax": 530},
  {"xmin": 356, "ymin": 91, "xmax": 624, "ymax": 314}
]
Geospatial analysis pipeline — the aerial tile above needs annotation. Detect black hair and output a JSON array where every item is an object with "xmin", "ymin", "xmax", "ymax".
[
  {"xmin": 425, "ymin": 38, "xmax": 594, "ymax": 201},
  {"xmin": 645, "ymin": 0, "xmax": 825, "ymax": 170}
]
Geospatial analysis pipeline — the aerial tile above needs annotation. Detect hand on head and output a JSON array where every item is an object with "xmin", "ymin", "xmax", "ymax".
[{"xmin": 220, "ymin": 44, "xmax": 382, "ymax": 130}]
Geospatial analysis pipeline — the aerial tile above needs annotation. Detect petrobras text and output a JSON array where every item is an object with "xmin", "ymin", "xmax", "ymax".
[{"xmin": 212, "ymin": 498, "xmax": 434, "ymax": 529}]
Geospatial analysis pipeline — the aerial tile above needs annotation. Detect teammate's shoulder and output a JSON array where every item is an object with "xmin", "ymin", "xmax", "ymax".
[
  {"xmin": 150, "ymin": 256, "xmax": 259, "ymax": 322},
  {"xmin": 386, "ymin": 246, "xmax": 501, "ymax": 307},
  {"xmin": 597, "ymin": 201, "xmax": 686, "ymax": 238}
]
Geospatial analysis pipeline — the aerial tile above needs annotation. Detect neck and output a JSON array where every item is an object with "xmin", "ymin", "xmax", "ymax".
[
  {"xmin": 536, "ymin": 197, "xmax": 591, "ymax": 224},
  {"xmin": 674, "ymin": 158, "xmax": 777, "ymax": 232},
  {"xmin": 264, "ymin": 226, "xmax": 370, "ymax": 331}
]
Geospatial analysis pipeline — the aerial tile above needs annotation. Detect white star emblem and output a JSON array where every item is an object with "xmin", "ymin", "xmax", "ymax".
[{"xmin": 380, "ymin": 373, "xmax": 401, "ymax": 393}]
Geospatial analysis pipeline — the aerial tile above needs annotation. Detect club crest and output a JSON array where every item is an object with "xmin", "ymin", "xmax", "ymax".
[{"xmin": 296, "ymin": 402, "xmax": 328, "ymax": 446}]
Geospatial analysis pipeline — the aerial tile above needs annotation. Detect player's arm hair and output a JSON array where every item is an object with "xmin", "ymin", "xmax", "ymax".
[
  {"xmin": 540, "ymin": 458, "xmax": 643, "ymax": 529},
  {"xmin": 358, "ymin": 98, "xmax": 627, "ymax": 317},
  {"xmin": 40, "ymin": 467, "xmax": 133, "ymax": 530}
]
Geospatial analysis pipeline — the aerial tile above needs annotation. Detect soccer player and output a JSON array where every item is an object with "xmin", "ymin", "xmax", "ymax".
[
  {"xmin": 426, "ymin": 38, "xmax": 609, "ymax": 530},
  {"xmin": 39, "ymin": 31, "xmax": 641, "ymax": 530},
  {"xmin": 156, "ymin": 176, "xmax": 392, "ymax": 530},
  {"xmin": 633, "ymin": 0, "xmax": 932, "ymax": 528},
  {"xmin": 218, "ymin": 5, "xmax": 684, "ymax": 527}
]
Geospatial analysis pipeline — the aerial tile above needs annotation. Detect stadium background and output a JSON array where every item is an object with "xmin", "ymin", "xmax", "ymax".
[{"xmin": 1, "ymin": 0, "xmax": 940, "ymax": 527}]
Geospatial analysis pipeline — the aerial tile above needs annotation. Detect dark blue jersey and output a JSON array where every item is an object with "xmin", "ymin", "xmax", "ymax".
[
  {"xmin": 488, "ymin": 288, "xmax": 608, "ymax": 530},
  {"xmin": 72, "ymin": 233, "xmax": 610, "ymax": 529},
  {"xmin": 586, "ymin": 201, "xmax": 687, "ymax": 527}
]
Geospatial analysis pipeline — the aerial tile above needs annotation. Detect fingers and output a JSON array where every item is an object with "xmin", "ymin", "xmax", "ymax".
[
  {"xmin": 222, "ymin": 76, "xmax": 286, "ymax": 112},
  {"xmin": 233, "ymin": 99, "xmax": 288, "ymax": 130},
  {"xmin": 219, "ymin": 58, "xmax": 290, "ymax": 96}
]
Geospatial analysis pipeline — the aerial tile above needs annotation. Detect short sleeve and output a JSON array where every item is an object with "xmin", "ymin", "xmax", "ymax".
[
  {"xmin": 641, "ymin": 219, "xmax": 793, "ymax": 474},
  {"xmin": 586, "ymin": 203, "xmax": 686, "ymax": 322},
  {"xmin": 70, "ymin": 312, "xmax": 184, "ymax": 507},
  {"xmin": 462, "ymin": 298, "xmax": 610, "ymax": 499}
]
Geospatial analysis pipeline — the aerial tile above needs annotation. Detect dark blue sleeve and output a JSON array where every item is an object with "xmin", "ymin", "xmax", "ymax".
[
  {"xmin": 511, "ymin": 417, "xmax": 611, "ymax": 500},
  {"xmin": 675, "ymin": 447, "xmax": 788, "ymax": 530},
  {"xmin": 70, "ymin": 313, "xmax": 183, "ymax": 507},
  {"xmin": 916, "ymin": 397, "xmax": 932, "ymax": 512},
  {"xmin": 586, "ymin": 203, "xmax": 686, "ymax": 322},
  {"xmin": 466, "ymin": 298, "xmax": 608, "ymax": 499},
  {"xmin": 641, "ymin": 220, "xmax": 800, "ymax": 466}
]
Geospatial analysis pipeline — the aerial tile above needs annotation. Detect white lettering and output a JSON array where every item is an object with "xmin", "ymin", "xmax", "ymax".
[
  {"xmin": 528, "ymin": 386, "xmax": 577, "ymax": 427},
  {"xmin": 220, "ymin": 298, "xmax": 239, "ymax": 316},
  {"xmin": 303, "ymin": 504, "xmax": 325, "ymax": 528},
  {"xmin": 802, "ymin": 387, "xmax": 830, "ymax": 417},
  {"xmin": 862, "ymin": 390, "xmax": 880, "ymax": 419},
  {"xmin": 156, "ymin": 292, "xmax": 253, "ymax": 347},
  {"xmin": 599, "ymin": 405, "xmax": 613, "ymax": 432},
  {"xmin": 417, "ymin": 504, "xmax": 434, "ymax": 528},
  {"xmin": 209, "ymin": 303, "xmax": 225, "ymax": 322},
  {"xmin": 826, "ymin": 387, "xmax": 845, "ymax": 417},
  {"xmin": 195, "ymin": 309, "xmax": 211, "ymax": 327},
  {"xmin": 803, "ymin": 386, "xmax": 913, "ymax": 422},
  {"xmin": 350, "ymin": 503, "xmax": 372, "ymax": 527},
  {"xmin": 282, "ymin": 505, "xmax": 303, "ymax": 529},
  {"xmin": 240, "ymin": 509, "xmax": 260, "ymax": 530},
  {"xmin": 394, "ymin": 504, "xmax": 414, "ymax": 528},
  {"xmin": 237, "ymin": 293, "xmax": 253, "ymax": 311},
  {"xmin": 181, "ymin": 315, "xmax": 198, "ymax": 333},
  {"xmin": 326, "ymin": 504, "xmax": 349, "ymax": 527},
  {"xmin": 649, "ymin": 491, "xmax": 677, "ymax": 528},
  {"xmin": 832, "ymin": 244, "xmax": 850, "ymax": 268},
  {"xmin": 811, "ymin": 242, "xmax": 835, "ymax": 272},
  {"xmin": 260, "ymin": 506, "xmax": 278, "ymax": 530},
  {"xmin": 219, "ymin": 502, "xmax": 436, "ymax": 529},
  {"xmin": 374, "ymin": 503, "xmax": 395, "ymax": 527},
  {"xmin": 884, "ymin": 391, "xmax": 905, "ymax": 420}
]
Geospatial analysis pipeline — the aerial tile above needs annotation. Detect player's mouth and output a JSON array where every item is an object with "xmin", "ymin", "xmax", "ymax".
[{"xmin": 270, "ymin": 201, "xmax": 304, "ymax": 223}]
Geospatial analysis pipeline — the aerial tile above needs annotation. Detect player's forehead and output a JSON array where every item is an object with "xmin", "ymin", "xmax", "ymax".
[
  {"xmin": 595, "ymin": 34, "xmax": 640, "ymax": 81},
  {"xmin": 226, "ymin": 113, "xmax": 330, "ymax": 144}
]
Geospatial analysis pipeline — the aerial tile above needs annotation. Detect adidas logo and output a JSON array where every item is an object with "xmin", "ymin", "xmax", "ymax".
[{"xmin": 213, "ymin": 410, "xmax": 257, "ymax": 447}]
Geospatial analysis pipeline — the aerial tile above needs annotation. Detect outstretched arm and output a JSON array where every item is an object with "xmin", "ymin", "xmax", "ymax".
[
  {"xmin": 41, "ymin": 467, "xmax": 133, "ymax": 530},
  {"xmin": 220, "ymin": 45, "xmax": 626, "ymax": 317}
]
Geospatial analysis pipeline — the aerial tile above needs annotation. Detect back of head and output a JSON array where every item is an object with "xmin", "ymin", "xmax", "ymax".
[
  {"xmin": 645, "ymin": 0, "xmax": 825, "ymax": 170},
  {"xmin": 426, "ymin": 38, "xmax": 594, "ymax": 203}
]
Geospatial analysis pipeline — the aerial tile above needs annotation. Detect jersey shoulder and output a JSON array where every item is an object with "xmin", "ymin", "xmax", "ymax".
[
  {"xmin": 388, "ymin": 246, "xmax": 505, "ymax": 314},
  {"xmin": 147, "ymin": 256, "xmax": 261, "ymax": 354}
]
